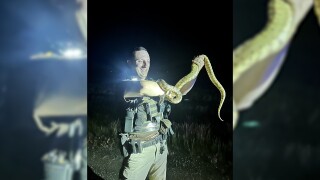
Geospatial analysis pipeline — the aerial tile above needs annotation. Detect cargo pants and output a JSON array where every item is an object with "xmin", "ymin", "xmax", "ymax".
[{"xmin": 120, "ymin": 142, "xmax": 168, "ymax": 180}]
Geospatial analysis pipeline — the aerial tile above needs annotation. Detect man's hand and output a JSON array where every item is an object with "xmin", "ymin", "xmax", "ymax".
[
  {"xmin": 51, "ymin": 118, "xmax": 84, "ymax": 137},
  {"xmin": 179, "ymin": 55, "xmax": 206, "ymax": 95},
  {"xmin": 50, "ymin": 122, "xmax": 69, "ymax": 137},
  {"xmin": 192, "ymin": 55, "xmax": 205, "ymax": 70}
]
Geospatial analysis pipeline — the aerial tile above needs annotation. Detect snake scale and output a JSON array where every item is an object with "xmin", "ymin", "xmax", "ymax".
[
  {"xmin": 157, "ymin": 55, "xmax": 226, "ymax": 121},
  {"xmin": 233, "ymin": 0, "xmax": 320, "ymax": 129}
]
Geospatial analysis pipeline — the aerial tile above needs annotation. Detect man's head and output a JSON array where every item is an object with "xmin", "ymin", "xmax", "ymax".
[{"xmin": 129, "ymin": 47, "xmax": 150, "ymax": 80}]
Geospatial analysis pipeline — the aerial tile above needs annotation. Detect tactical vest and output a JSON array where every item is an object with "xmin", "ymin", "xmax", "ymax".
[
  {"xmin": 124, "ymin": 96, "xmax": 169, "ymax": 133},
  {"xmin": 121, "ymin": 96, "xmax": 174, "ymax": 156}
]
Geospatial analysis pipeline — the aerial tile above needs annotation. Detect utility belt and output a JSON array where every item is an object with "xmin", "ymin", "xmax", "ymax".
[
  {"xmin": 120, "ymin": 119, "xmax": 174, "ymax": 157},
  {"xmin": 120, "ymin": 132, "xmax": 170, "ymax": 157},
  {"xmin": 129, "ymin": 133, "xmax": 163, "ymax": 154}
]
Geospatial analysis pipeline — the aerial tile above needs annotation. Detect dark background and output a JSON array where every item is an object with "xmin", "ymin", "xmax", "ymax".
[
  {"xmin": 88, "ymin": 2, "xmax": 232, "ymax": 89},
  {"xmin": 234, "ymin": 0, "xmax": 320, "ymax": 180},
  {"xmin": 88, "ymin": 0, "xmax": 233, "ymax": 179},
  {"xmin": 88, "ymin": 2, "xmax": 233, "ymax": 134}
]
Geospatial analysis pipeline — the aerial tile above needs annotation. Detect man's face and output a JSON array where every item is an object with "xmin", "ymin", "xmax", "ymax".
[{"xmin": 134, "ymin": 50, "xmax": 150, "ymax": 80}]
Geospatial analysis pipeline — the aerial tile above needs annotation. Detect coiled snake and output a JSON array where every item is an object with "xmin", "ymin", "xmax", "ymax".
[
  {"xmin": 157, "ymin": 55, "xmax": 226, "ymax": 121},
  {"xmin": 233, "ymin": 0, "xmax": 320, "ymax": 129}
]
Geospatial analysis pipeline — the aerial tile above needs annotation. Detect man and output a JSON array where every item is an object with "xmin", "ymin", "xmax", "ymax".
[{"xmin": 119, "ymin": 47, "xmax": 204, "ymax": 180}]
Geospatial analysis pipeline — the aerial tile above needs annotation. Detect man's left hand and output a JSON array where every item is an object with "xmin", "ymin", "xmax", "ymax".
[{"xmin": 192, "ymin": 55, "xmax": 205, "ymax": 69}]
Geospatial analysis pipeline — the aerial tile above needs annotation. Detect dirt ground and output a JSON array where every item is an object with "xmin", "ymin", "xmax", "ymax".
[{"xmin": 88, "ymin": 139, "xmax": 231, "ymax": 180}]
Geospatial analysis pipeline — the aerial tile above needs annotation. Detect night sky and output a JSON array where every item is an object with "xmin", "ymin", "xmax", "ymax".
[
  {"xmin": 88, "ymin": 1, "xmax": 233, "ymax": 92},
  {"xmin": 234, "ymin": 0, "xmax": 320, "ymax": 179}
]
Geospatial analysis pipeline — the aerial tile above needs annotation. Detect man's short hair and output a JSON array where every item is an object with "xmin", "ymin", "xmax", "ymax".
[
  {"xmin": 133, "ymin": 46, "xmax": 147, "ymax": 52},
  {"xmin": 131, "ymin": 46, "xmax": 148, "ymax": 61}
]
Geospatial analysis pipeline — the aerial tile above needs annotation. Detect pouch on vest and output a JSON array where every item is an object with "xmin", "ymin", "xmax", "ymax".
[
  {"xmin": 159, "ymin": 119, "xmax": 174, "ymax": 135},
  {"xmin": 124, "ymin": 109, "xmax": 135, "ymax": 133},
  {"xmin": 120, "ymin": 133, "xmax": 129, "ymax": 157}
]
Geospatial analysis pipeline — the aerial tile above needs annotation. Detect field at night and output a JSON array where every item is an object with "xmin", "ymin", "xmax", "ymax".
[{"xmin": 88, "ymin": 84, "xmax": 232, "ymax": 179}]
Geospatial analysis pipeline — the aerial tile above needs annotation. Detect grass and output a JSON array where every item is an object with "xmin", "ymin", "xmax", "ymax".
[
  {"xmin": 88, "ymin": 86, "xmax": 232, "ymax": 179},
  {"xmin": 170, "ymin": 122, "xmax": 225, "ymax": 155},
  {"xmin": 88, "ymin": 117, "xmax": 229, "ymax": 157}
]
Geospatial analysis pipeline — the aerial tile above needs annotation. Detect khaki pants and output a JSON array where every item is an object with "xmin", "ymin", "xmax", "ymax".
[{"xmin": 120, "ymin": 142, "xmax": 168, "ymax": 180}]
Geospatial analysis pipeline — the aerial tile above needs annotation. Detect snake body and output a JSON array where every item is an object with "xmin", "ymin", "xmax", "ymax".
[
  {"xmin": 315, "ymin": 0, "xmax": 320, "ymax": 24},
  {"xmin": 233, "ymin": 0, "xmax": 320, "ymax": 129},
  {"xmin": 157, "ymin": 55, "xmax": 226, "ymax": 121},
  {"xmin": 233, "ymin": 0, "xmax": 294, "ymax": 84}
]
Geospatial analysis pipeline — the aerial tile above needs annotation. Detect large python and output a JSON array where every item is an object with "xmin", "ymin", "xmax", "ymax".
[
  {"xmin": 233, "ymin": 0, "xmax": 320, "ymax": 129},
  {"xmin": 157, "ymin": 55, "xmax": 226, "ymax": 121}
]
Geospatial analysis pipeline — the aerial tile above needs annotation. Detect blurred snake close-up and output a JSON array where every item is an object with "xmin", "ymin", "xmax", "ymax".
[{"xmin": 233, "ymin": 0, "xmax": 320, "ymax": 129}]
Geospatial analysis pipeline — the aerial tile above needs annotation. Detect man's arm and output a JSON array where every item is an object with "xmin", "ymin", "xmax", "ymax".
[
  {"xmin": 179, "ymin": 56, "xmax": 205, "ymax": 95},
  {"xmin": 179, "ymin": 78, "xmax": 197, "ymax": 95},
  {"xmin": 124, "ymin": 54, "xmax": 206, "ymax": 99},
  {"xmin": 123, "ymin": 80, "xmax": 165, "ymax": 99}
]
